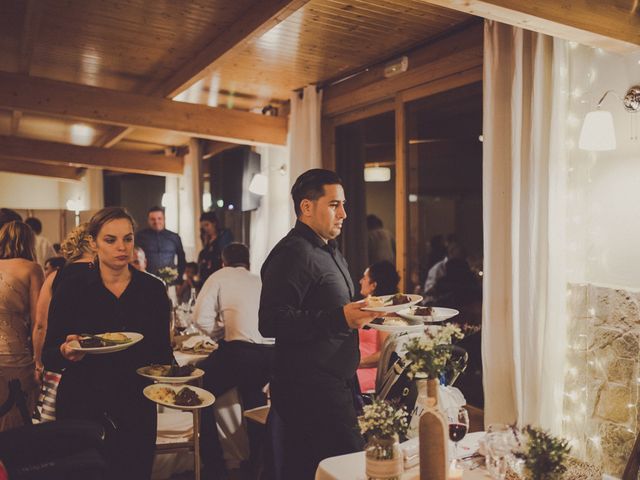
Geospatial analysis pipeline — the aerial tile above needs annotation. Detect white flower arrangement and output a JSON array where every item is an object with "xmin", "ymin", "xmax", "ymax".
[
  {"xmin": 358, "ymin": 399, "xmax": 409, "ymax": 439},
  {"xmin": 404, "ymin": 324, "xmax": 464, "ymax": 379},
  {"xmin": 157, "ymin": 266, "xmax": 179, "ymax": 284}
]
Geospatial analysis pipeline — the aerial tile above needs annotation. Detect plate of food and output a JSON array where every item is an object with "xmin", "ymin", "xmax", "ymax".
[
  {"xmin": 367, "ymin": 316, "xmax": 428, "ymax": 333},
  {"xmin": 362, "ymin": 293, "xmax": 423, "ymax": 313},
  {"xmin": 397, "ymin": 306, "xmax": 460, "ymax": 323},
  {"xmin": 144, "ymin": 384, "xmax": 214, "ymax": 410},
  {"xmin": 69, "ymin": 332, "xmax": 143, "ymax": 354},
  {"xmin": 137, "ymin": 364, "xmax": 205, "ymax": 384}
]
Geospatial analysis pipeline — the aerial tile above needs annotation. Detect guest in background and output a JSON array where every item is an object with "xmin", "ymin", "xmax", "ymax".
[
  {"xmin": 53, "ymin": 243, "xmax": 61, "ymax": 255},
  {"xmin": 423, "ymin": 241, "xmax": 479, "ymax": 307},
  {"xmin": 357, "ymin": 261, "xmax": 399, "ymax": 392},
  {"xmin": 0, "ymin": 209, "xmax": 21, "ymax": 230},
  {"xmin": 130, "ymin": 246, "xmax": 147, "ymax": 272},
  {"xmin": 33, "ymin": 223, "xmax": 94, "ymax": 376},
  {"xmin": 366, "ymin": 214, "xmax": 395, "ymax": 265},
  {"xmin": 0, "ymin": 221, "xmax": 44, "ymax": 430},
  {"xmin": 43, "ymin": 207, "xmax": 173, "ymax": 479},
  {"xmin": 25, "ymin": 217, "xmax": 57, "ymax": 269},
  {"xmin": 176, "ymin": 261, "xmax": 198, "ymax": 304},
  {"xmin": 135, "ymin": 206, "xmax": 186, "ymax": 282},
  {"xmin": 194, "ymin": 243, "xmax": 273, "ymax": 478},
  {"xmin": 43, "ymin": 256, "xmax": 66, "ymax": 278},
  {"xmin": 197, "ymin": 211, "xmax": 233, "ymax": 286}
]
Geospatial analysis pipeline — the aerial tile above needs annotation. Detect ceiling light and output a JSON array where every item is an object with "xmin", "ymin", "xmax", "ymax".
[{"xmin": 364, "ymin": 166, "xmax": 391, "ymax": 182}]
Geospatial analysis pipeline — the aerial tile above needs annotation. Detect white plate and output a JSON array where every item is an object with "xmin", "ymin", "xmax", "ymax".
[
  {"xmin": 144, "ymin": 384, "xmax": 215, "ymax": 410},
  {"xmin": 362, "ymin": 294, "xmax": 423, "ymax": 313},
  {"xmin": 136, "ymin": 365, "xmax": 205, "ymax": 384},
  {"xmin": 397, "ymin": 306, "xmax": 460, "ymax": 323},
  {"xmin": 69, "ymin": 332, "xmax": 144, "ymax": 354}
]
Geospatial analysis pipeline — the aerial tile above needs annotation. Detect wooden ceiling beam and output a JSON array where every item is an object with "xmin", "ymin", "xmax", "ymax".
[
  {"xmin": 0, "ymin": 156, "xmax": 84, "ymax": 181},
  {"xmin": 96, "ymin": 0, "xmax": 306, "ymax": 148},
  {"xmin": 421, "ymin": 0, "xmax": 640, "ymax": 53},
  {"xmin": 12, "ymin": 0, "xmax": 44, "ymax": 135},
  {"xmin": 0, "ymin": 72, "xmax": 288, "ymax": 146},
  {"xmin": 0, "ymin": 135, "xmax": 184, "ymax": 176}
]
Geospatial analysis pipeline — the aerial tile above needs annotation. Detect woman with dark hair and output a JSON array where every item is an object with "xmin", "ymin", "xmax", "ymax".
[
  {"xmin": 42, "ymin": 207, "xmax": 173, "ymax": 479},
  {"xmin": 0, "ymin": 221, "xmax": 44, "ymax": 430},
  {"xmin": 197, "ymin": 210, "xmax": 233, "ymax": 286},
  {"xmin": 357, "ymin": 260, "xmax": 400, "ymax": 392}
]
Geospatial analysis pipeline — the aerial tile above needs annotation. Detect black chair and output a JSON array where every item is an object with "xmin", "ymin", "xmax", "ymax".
[{"xmin": 0, "ymin": 379, "xmax": 107, "ymax": 480}]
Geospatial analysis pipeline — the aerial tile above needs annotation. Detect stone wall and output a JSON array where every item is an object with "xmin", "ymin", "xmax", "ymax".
[{"xmin": 563, "ymin": 283, "xmax": 640, "ymax": 477}]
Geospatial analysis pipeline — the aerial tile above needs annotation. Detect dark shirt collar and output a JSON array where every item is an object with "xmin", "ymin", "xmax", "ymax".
[{"xmin": 293, "ymin": 220, "xmax": 338, "ymax": 250}]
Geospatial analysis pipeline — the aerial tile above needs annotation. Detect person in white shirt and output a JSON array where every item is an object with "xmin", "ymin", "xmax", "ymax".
[
  {"xmin": 25, "ymin": 217, "xmax": 56, "ymax": 268},
  {"xmin": 194, "ymin": 242, "xmax": 273, "ymax": 479}
]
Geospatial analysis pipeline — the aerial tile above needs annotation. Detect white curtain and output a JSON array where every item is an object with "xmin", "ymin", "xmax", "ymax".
[
  {"xmin": 482, "ymin": 21, "xmax": 568, "ymax": 432},
  {"xmin": 288, "ymin": 85, "xmax": 323, "ymax": 224},
  {"xmin": 164, "ymin": 139, "xmax": 201, "ymax": 262},
  {"xmin": 250, "ymin": 144, "xmax": 291, "ymax": 273}
]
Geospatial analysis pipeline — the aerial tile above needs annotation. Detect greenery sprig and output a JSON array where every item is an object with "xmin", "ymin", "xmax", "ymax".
[{"xmin": 514, "ymin": 425, "xmax": 571, "ymax": 480}]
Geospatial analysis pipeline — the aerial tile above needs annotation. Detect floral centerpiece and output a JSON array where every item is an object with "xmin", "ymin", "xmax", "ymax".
[
  {"xmin": 404, "ymin": 324, "xmax": 464, "ymax": 380},
  {"xmin": 513, "ymin": 426, "xmax": 571, "ymax": 480},
  {"xmin": 359, "ymin": 399, "xmax": 409, "ymax": 480},
  {"xmin": 157, "ymin": 266, "xmax": 178, "ymax": 285}
]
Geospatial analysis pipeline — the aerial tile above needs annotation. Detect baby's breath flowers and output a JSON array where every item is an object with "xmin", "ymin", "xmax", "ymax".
[
  {"xmin": 404, "ymin": 324, "xmax": 464, "ymax": 379},
  {"xmin": 157, "ymin": 266, "xmax": 179, "ymax": 284},
  {"xmin": 358, "ymin": 399, "xmax": 409, "ymax": 439}
]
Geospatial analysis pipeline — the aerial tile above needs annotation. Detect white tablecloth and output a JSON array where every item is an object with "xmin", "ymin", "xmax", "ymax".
[{"xmin": 315, "ymin": 432, "xmax": 489, "ymax": 480}]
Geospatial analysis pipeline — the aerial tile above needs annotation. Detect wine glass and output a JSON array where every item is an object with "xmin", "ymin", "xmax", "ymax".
[{"xmin": 447, "ymin": 406, "xmax": 470, "ymax": 461}]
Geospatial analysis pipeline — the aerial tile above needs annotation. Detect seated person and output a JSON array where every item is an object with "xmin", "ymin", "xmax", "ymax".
[
  {"xmin": 423, "ymin": 242, "xmax": 480, "ymax": 308},
  {"xmin": 175, "ymin": 261, "xmax": 198, "ymax": 304},
  {"xmin": 357, "ymin": 260, "xmax": 400, "ymax": 392},
  {"xmin": 193, "ymin": 243, "xmax": 274, "ymax": 479},
  {"xmin": 129, "ymin": 246, "xmax": 147, "ymax": 272}
]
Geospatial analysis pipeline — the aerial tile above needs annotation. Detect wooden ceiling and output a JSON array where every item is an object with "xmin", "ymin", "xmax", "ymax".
[{"xmin": 0, "ymin": 0, "xmax": 472, "ymax": 178}]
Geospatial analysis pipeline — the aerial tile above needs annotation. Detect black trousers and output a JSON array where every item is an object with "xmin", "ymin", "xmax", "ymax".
[
  {"xmin": 272, "ymin": 378, "xmax": 365, "ymax": 480},
  {"xmin": 198, "ymin": 340, "xmax": 273, "ymax": 473},
  {"xmin": 56, "ymin": 379, "xmax": 156, "ymax": 480}
]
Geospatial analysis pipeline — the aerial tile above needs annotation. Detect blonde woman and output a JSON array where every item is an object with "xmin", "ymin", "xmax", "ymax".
[
  {"xmin": 0, "ymin": 221, "xmax": 44, "ymax": 430},
  {"xmin": 33, "ymin": 223, "xmax": 94, "ymax": 375}
]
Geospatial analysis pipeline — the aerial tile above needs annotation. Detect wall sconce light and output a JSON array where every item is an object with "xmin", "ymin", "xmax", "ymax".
[
  {"xmin": 364, "ymin": 165, "xmax": 391, "ymax": 182},
  {"xmin": 248, "ymin": 173, "xmax": 268, "ymax": 196},
  {"xmin": 579, "ymin": 86, "xmax": 640, "ymax": 151}
]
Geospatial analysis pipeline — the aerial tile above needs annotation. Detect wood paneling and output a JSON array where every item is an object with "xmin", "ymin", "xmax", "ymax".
[
  {"xmin": 0, "ymin": 156, "xmax": 84, "ymax": 181},
  {"xmin": 324, "ymin": 21, "xmax": 483, "ymax": 116},
  {"xmin": 395, "ymin": 98, "xmax": 407, "ymax": 292},
  {"xmin": 0, "ymin": 72, "xmax": 288, "ymax": 145},
  {"xmin": 200, "ymin": 0, "xmax": 471, "ymax": 102},
  {"xmin": 423, "ymin": 0, "xmax": 640, "ymax": 53},
  {"xmin": 0, "ymin": 135, "xmax": 183, "ymax": 175}
]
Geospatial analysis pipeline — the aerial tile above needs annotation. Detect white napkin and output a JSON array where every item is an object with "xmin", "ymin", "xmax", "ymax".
[
  {"xmin": 401, "ymin": 438, "xmax": 420, "ymax": 469},
  {"xmin": 180, "ymin": 335, "xmax": 216, "ymax": 350}
]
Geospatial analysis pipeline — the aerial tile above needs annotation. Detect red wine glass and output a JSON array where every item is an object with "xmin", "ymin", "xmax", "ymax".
[{"xmin": 447, "ymin": 406, "xmax": 470, "ymax": 461}]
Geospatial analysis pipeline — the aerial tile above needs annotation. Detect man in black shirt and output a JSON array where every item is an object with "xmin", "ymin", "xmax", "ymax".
[
  {"xmin": 135, "ymin": 206, "xmax": 186, "ymax": 281},
  {"xmin": 259, "ymin": 169, "xmax": 377, "ymax": 479}
]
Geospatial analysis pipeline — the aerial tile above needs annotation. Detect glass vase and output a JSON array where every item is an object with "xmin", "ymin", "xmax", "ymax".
[{"xmin": 365, "ymin": 434, "xmax": 404, "ymax": 480}]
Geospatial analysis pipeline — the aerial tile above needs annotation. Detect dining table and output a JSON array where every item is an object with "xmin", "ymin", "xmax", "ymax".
[{"xmin": 315, "ymin": 431, "xmax": 490, "ymax": 480}]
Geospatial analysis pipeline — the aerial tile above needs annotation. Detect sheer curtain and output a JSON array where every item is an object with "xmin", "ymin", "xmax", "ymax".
[
  {"xmin": 483, "ymin": 21, "xmax": 568, "ymax": 431},
  {"xmin": 288, "ymin": 85, "xmax": 323, "ymax": 222}
]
